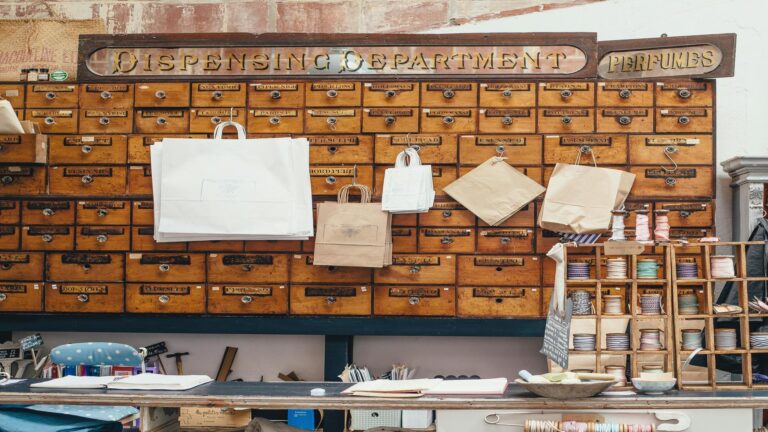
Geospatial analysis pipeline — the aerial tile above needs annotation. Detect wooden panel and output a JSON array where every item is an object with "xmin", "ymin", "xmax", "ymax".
[
  {"xmin": 477, "ymin": 228, "xmax": 535, "ymax": 254},
  {"xmin": 127, "ymin": 165, "xmax": 152, "ymax": 195},
  {"xmin": 290, "ymin": 254, "xmax": 371, "ymax": 284},
  {"xmin": 26, "ymin": 84, "xmax": 78, "ymax": 108},
  {"xmin": 127, "ymin": 134, "xmax": 206, "ymax": 164},
  {"xmin": 247, "ymin": 109, "xmax": 303, "ymax": 134},
  {"xmin": 126, "ymin": 283, "xmax": 205, "ymax": 314},
  {"xmin": 537, "ymin": 109, "xmax": 595, "ymax": 134},
  {"xmin": 310, "ymin": 165, "xmax": 373, "ymax": 196},
  {"xmin": 458, "ymin": 135, "xmax": 542, "ymax": 166},
  {"xmin": 538, "ymin": 82, "xmax": 594, "ymax": 106},
  {"xmin": 207, "ymin": 253, "xmax": 289, "ymax": 283},
  {"xmin": 191, "ymin": 83, "xmax": 246, "ymax": 107},
  {"xmin": 46, "ymin": 252, "xmax": 124, "ymax": 282},
  {"xmin": 21, "ymin": 200, "xmax": 74, "ymax": 225},
  {"xmin": 0, "ymin": 226, "xmax": 19, "ymax": 250},
  {"xmin": 304, "ymin": 135, "xmax": 373, "ymax": 164},
  {"xmin": 0, "ymin": 134, "xmax": 47, "ymax": 164},
  {"xmin": 21, "ymin": 226, "xmax": 73, "ymax": 251},
  {"xmin": 244, "ymin": 240, "xmax": 301, "ymax": 252},
  {"xmin": 629, "ymin": 166, "xmax": 713, "ymax": 198},
  {"xmin": 79, "ymin": 83, "xmax": 134, "ymax": 108},
  {"xmin": 478, "ymin": 108, "xmax": 535, "ymax": 134},
  {"xmin": 479, "ymin": 82, "xmax": 535, "ymax": 107},
  {"xmin": 77, "ymin": 200, "xmax": 130, "ymax": 225},
  {"xmin": 543, "ymin": 134, "xmax": 627, "ymax": 165},
  {"xmin": 76, "ymin": 226, "xmax": 130, "ymax": 251},
  {"xmin": 374, "ymin": 254, "xmax": 455, "ymax": 285},
  {"xmin": 131, "ymin": 227, "xmax": 186, "ymax": 252},
  {"xmin": 0, "ymin": 282, "xmax": 42, "ymax": 312},
  {"xmin": 375, "ymin": 134, "xmax": 457, "ymax": 164},
  {"xmin": 26, "ymin": 109, "xmax": 78, "ymax": 134},
  {"xmin": 418, "ymin": 228, "xmax": 474, "ymax": 253},
  {"xmin": 207, "ymin": 284, "xmax": 288, "ymax": 314},
  {"xmin": 135, "ymin": 109, "xmax": 190, "ymax": 134},
  {"xmin": 362, "ymin": 108, "xmax": 418, "ymax": 133},
  {"xmin": 0, "ymin": 201, "xmax": 19, "ymax": 224},
  {"xmin": 457, "ymin": 255, "xmax": 540, "ymax": 286},
  {"xmin": 249, "ymin": 82, "xmax": 304, "ymax": 107},
  {"xmin": 457, "ymin": 286, "xmax": 541, "ymax": 318},
  {"xmin": 48, "ymin": 135, "xmax": 128, "ymax": 164},
  {"xmin": 125, "ymin": 253, "xmax": 206, "ymax": 283},
  {"xmin": 79, "ymin": 109, "xmax": 134, "ymax": 134},
  {"xmin": 135, "ymin": 83, "xmax": 190, "ymax": 107},
  {"xmin": 420, "ymin": 108, "xmax": 476, "ymax": 134},
  {"xmin": 391, "ymin": 227, "xmax": 417, "ymax": 253},
  {"xmin": 131, "ymin": 201, "xmax": 154, "ymax": 225},
  {"xmin": 305, "ymin": 82, "xmax": 361, "ymax": 107},
  {"xmin": 655, "ymin": 81, "xmax": 713, "ymax": 106},
  {"xmin": 363, "ymin": 82, "xmax": 419, "ymax": 107},
  {"xmin": 45, "ymin": 283, "xmax": 123, "ymax": 313},
  {"xmin": 421, "ymin": 82, "xmax": 477, "ymax": 107},
  {"xmin": 188, "ymin": 241, "xmax": 243, "ymax": 252},
  {"xmin": 374, "ymin": 285, "xmax": 455, "ymax": 317},
  {"xmin": 628, "ymin": 135, "xmax": 713, "ymax": 165},
  {"xmin": 419, "ymin": 204, "xmax": 475, "ymax": 227},
  {"xmin": 657, "ymin": 201, "xmax": 714, "ymax": 228},
  {"xmin": 0, "ymin": 84, "xmax": 25, "ymax": 108},
  {"xmin": 305, "ymin": 109, "xmax": 361, "ymax": 133},
  {"xmin": 290, "ymin": 285, "xmax": 371, "ymax": 315},
  {"xmin": 596, "ymin": 108, "xmax": 653, "ymax": 133},
  {"xmin": 0, "ymin": 252, "xmax": 44, "ymax": 281},
  {"xmin": 597, "ymin": 82, "xmax": 653, "ymax": 106},
  {"xmin": 0, "ymin": 166, "xmax": 46, "ymax": 195},
  {"xmin": 656, "ymin": 108, "xmax": 713, "ymax": 133},
  {"xmin": 49, "ymin": 166, "xmax": 127, "ymax": 195},
  {"xmin": 190, "ymin": 108, "xmax": 246, "ymax": 133}
]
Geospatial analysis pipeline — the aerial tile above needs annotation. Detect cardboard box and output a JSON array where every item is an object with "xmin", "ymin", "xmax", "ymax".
[{"xmin": 179, "ymin": 407, "xmax": 251, "ymax": 428}]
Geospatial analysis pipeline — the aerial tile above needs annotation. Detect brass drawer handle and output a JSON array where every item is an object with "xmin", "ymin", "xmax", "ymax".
[
  {"xmin": 82, "ymin": 263, "xmax": 92, "ymax": 271},
  {"xmin": 155, "ymin": 90, "xmax": 167, "ymax": 99},
  {"xmin": 158, "ymin": 294, "xmax": 170, "ymax": 304},
  {"xmin": 495, "ymin": 298, "xmax": 504, "ymax": 304},
  {"xmin": 99, "ymin": 117, "xmax": 110, "ymax": 125},
  {"xmin": 409, "ymin": 265, "xmax": 421, "ymax": 274},
  {"xmin": 326, "ymin": 89, "xmax": 338, "ymax": 98},
  {"xmin": 41, "ymin": 234, "xmax": 54, "ymax": 243},
  {"xmin": 81, "ymin": 145, "xmax": 93, "ymax": 154},
  {"xmin": 560, "ymin": 89, "xmax": 573, "ymax": 98},
  {"xmin": 326, "ymin": 117, "xmax": 337, "ymax": 128},
  {"xmin": 211, "ymin": 116, "xmax": 222, "ymax": 125},
  {"xmin": 45, "ymin": 92, "xmax": 57, "ymax": 100},
  {"xmin": 325, "ymin": 175, "xmax": 336, "ymax": 184},
  {"xmin": 270, "ymin": 90, "xmax": 281, "ymax": 99},
  {"xmin": 0, "ymin": 263, "xmax": 12, "ymax": 270},
  {"xmin": 441, "ymin": 236, "xmax": 454, "ymax": 245},
  {"xmin": 385, "ymin": 90, "xmax": 397, "ymax": 98},
  {"xmin": 156, "ymin": 117, "xmax": 168, "ymax": 126},
  {"xmin": 619, "ymin": 89, "xmax": 632, "ymax": 99},
  {"xmin": 325, "ymin": 296, "xmax": 337, "ymax": 304},
  {"xmin": 241, "ymin": 264, "xmax": 253, "ymax": 272},
  {"xmin": 327, "ymin": 146, "xmax": 338, "ymax": 154},
  {"xmin": 561, "ymin": 116, "xmax": 572, "ymax": 125},
  {"xmin": 678, "ymin": 116, "xmax": 690, "ymax": 125},
  {"xmin": 680, "ymin": 210, "xmax": 691, "ymax": 218},
  {"xmin": 77, "ymin": 294, "xmax": 89, "ymax": 303},
  {"xmin": 617, "ymin": 115, "xmax": 632, "ymax": 125},
  {"xmin": 327, "ymin": 266, "xmax": 337, "ymax": 272},
  {"xmin": 211, "ymin": 90, "xmax": 224, "ymax": 100},
  {"xmin": 442, "ymin": 89, "xmax": 455, "ymax": 99},
  {"xmin": 241, "ymin": 295, "xmax": 253, "ymax": 304},
  {"xmin": 502, "ymin": 89, "xmax": 513, "ymax": 97},
  {"xmin": 269, "ymin": 116, "xmax": 281, "ymax": 125},
  {"xmin": 442, "ymin": 210, "xmax": 452, "ymax": 218},
  {"xmin": 42, "ymin": 208, "xmax": 55, "ymax": 216},
  {"xmin": 1, "ymin": 176, "xmax": 14, "ymax": 185},
  {"xmin": 97, "ymin": 209, "xmax": 108, "ymax": 217},
  {"xmin": 0, "ymin": 293, "xmax": 6, "ymax": 302},
  {"xmin": 96, "ymin": 234, "xmax": 108, "ymax": 243},
  {"xmin": 500, "ymin": 237, "xmax": 511, "ymax": 245},
  {"xmin": 44, "ymin": 116, "xmax": 56, "ymax": 125},
  {"xmin": 501, "ymin": 116, "xmax": 513, "ymax": 126},
  {"xmin": 100, "ymin": 91, "xmax": 112, "ymax": 100},
  {"xmin": 408, "ymin": 296, "xmax": 420, "ymax": 305},
  {"xmin": 442, "ymin": 116, "xmax": 455, "ymax": 125},
  {"xmin": 158, "ymin": 264, "xmax": 171, "ymax": 272},
  {"xmin": 665, "ymin": 177, "xmax": 677, "ymax": 187},
  {"xmin": 81, "ymin": 175, "xmax": 94, "ymax": 184},
  {"xmin": 677, "ymin": 88, "xmax": 692, "ymax": 99},
  {"xmin": 384, "ymin": 116, "xmax": 396, "ymax": 125}
]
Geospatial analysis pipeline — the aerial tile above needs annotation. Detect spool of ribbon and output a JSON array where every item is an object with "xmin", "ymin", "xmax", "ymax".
[
  {"xmin": 654, "ymin": 209, "xmax": 670, "ymax": 242},
  {"xmin": 610, "ymin": 209, "xmax": 627, "ymax": 241},
  {"xmin": 634, "ymin": 209, "xmax": 652, "ymax": 243},
  {"xmin": 711, "ymin": 255, "xmax": 736, "ymax": 278}
]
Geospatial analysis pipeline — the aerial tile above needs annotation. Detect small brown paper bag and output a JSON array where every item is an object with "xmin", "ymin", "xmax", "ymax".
[
  {"xmin": 313, "ymin": 184, "xmax": 392, "ymax": 268},
  {"xmin": 443, "ymin": 156, "xmax": 546, "ymax": 226}
]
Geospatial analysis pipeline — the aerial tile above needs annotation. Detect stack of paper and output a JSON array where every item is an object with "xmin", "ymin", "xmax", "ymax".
[
  {"xmin": 30, "ymin": 374, "xmax": 213, "ymax": 391},
  {"xmin": 341, "ymin": 377, "xmax": 509, "ymax": 397},
  {"xmin": 150, "ymin": 122, "xmax": 313, "ymax": 242}
]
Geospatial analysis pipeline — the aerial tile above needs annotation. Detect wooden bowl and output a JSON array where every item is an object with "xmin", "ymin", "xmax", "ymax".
[{"xmin": 514, "ymin": 379, "xmax": 616, "ymax": 399}]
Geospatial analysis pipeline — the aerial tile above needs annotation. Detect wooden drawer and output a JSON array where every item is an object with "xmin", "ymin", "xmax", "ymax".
[
  {"xmin": 477, "ymin": 228, "xmax": 534, "ymax": 254},
  {"xmin": 457, "ymin": 286, "xmax": 541, "ymax": 318},
  {"xmin": 0, "ymin": 133, "xmax": 47, "ymax": 163},
  {"xmin": 537, "ymin": 108, "xmax": 594, "ymax": 133},
  {"xmin": 596, "ymin": 108, "xmax": 652, "ymax": 133},
  {"xmin": 310, "ymin": 165, "xmax": 373, "ymax": 196},
  {"xmin": 373, "ymin": 165, "xmax": 456, "ymax": 198},
  {"xmin": 478, "ymin": 108, "xmax": 535, "ymax": 134},
  {"xmin": 79, "ymin": 109, "xmax": 133, "ymax": 134},
  {"xmin": 22, "ymin": 200, "xmax": 74, "ymax": 225},
  {"xmin": 457, "ymin": 255, "xmax": 540, "ymax": 286},
  {"xmin": 76, "ymin": 226, "xmax": 130, "ymax": 251},
  {"xmin": 0, "ymin": 201, "xmax": 19, "ymax": 224},
  {"xmin": 26, "ymin": 109, "xmax": 77, "ymax": 134},
  {"xmin": 458, "ymin": 135, "xmax": 542, "ymax": 166},
  {"xmin": 79, "ymin": 83, "xmax": 134, "ymax": 108},
  {"xmin": 543, "ymin": 134, "xmax": 627, "ymax": 165},
  {"xmin": 362, "ymin": 108, "xmax": 418, "ymax": 133},
  {"xmin": 135, "ymin": 83, "xmax": 190, "ymax": 107},
  {"xmin": 208, "ymin": 284, "xmax": 288, "ymax": 315},
  {"xmin": 0, "ymin": 166, "xmax": 46, "ymax": 195},
  {"xmin": 421, "ymin": 82, "xmax": 476, "ymax": 107},
  {"xmin": 0, "ymin": 282, "xmax": 42, "ymax": 312},
  {"xmin": 391, "ymin": 227, "xmax": 417, "ymax": 253},
  {"xmin": 207, "ymin": 253, "xmax": 289, "ymax": 283},
  {"xmin": 391, "ymin": 212, "xmax": 417, "ymax": 227},
  {"xmin": 126, "ymin": 253, "xmax": 206, "ymax": 283},
  {"xmin": 49, "ymin": 166, "xmax": 127, "ymax": 195},
  {"xmin": 375, "ymin": 134, "xmax": 459, "ymax": 164},
  {"xmin": 478, "ymin": 202, "xmax": 535, "ymax": 227},
  {"xmin": 127, "ymin": 165, "xmax": 152, "ymax": 195},
  {"xmin": 127, "ymin": 134, "xmax": 206, "ymax": 164},
  {"xmin": 479, "ymin": 82, "xmax": 535, "ymax": 107},
  {"xmin": 0, "ymin": 226, "xmax": 18, "ymax": 249},
  {"xmin": 247, "ymin": 109, "xmax": 303, "ymax": 134},
  {"xmin": 249, "ymin": 82, "xmax": 304, "ymax": 107},
  {"xmin": 628, "ymin": 166, "xmax": 713, "ymax": 198},
  {"xmin": 132, "ymin": 201, "xmax": 154, "ymax": 225},
  {"xmin": 363, "ymin": 82, "xmax": 419, "ymax": 106},
  {"xmin": 0, "ymin": 252, "xmax": 43, "ymax": 280},
  {"xmin": 305, "ymin": 135, "xmax": 374, "ymax": 164},
  {"xmin": 188, "ymin": 240, "xmax": 243, "ymax": 252},
  {"xmin": 538, "ymin": 82, "xmax": 594, "ymax": 106},
  {"xmin": 49, "ymin": 135, "xmax": 128, "ymax": 164},
  {"xmin": 26, "ymin": 84, "xmax": 78, "ymax": 108},
  {"xmin": 46, "ymin": 252, "xmax": 124, "ymax": 282},
  {"xmin": 46, "ymin": 282, "xmax": 123, "ymax": 313},
  {"xmin": 306, "ymin": 82, "xmax": 361, "ymax": 107},
  {"xmin": 374, "ymin": 285, "xmax": 455, "ymax": 317},
  {"xmin": 21, "ymin": 226, "xmax": 73, "ymax": 251},
  {"xmin": 244, "ymin": 240, "xmax": 300, "ymax": 252},
  {"xmin": 305, "ymin": 109, "xmax": 361, "ymax": 133},
  {"xmin": 420, "ymin": 108, "xmax": 476, "ymax": 134},
  {"xmin": 126, "ymin": 283, "xmax": 205, "ymax": 314},
  {"xmin": 0, "ymin": 84, "xmax": 25, "ymax": 108},
  {"xmin": 191, "ymin": 83, "xmax": 246, "ymax": 107},
  {"xmin": 655, "ymin": 108, "xmax": 713, "ymax": 133},
  {"xmin": 418, "ymin": 228, "xmax": 474, "ymax": 253},
  {"xmin": 628, "ymin": 135, "xmax": 713, "ymax": 166},
  {"xmin": 374, "ymin": 254, "xmax": 455, "ymax": 285},
  {"xmin": 77, "ymin": 200, "xmax": 130, "ymax": 225},
  {"xmin": 131, "ymin": 227, "xmax": 186, "ymax": 252},
  {"xmin": 657, "ymin": 201, "xmax": 714, "ymax": 228},
  {"xmin": 290, "ymin": 285, "xmax": 371, "ymax": 316},
  {"xmin": 290, "ymin": 254, "xmax": 372, "ymax": 283},
  {"xmin": 191, "ymin": 108, "xmax": 246, "ymax": 133},
  {"xmin": 655, "ymin": 81, "xmax": 713, "ymax": 106},
  {"xmin": 419, "ymin": 204, "xmax": 475, "ymax": 227},
  {"xmin": 597, "ymin": 82, "xmax": 653, "ymax": 106},
  {"xmin": 668, "ymin": 227, "xmax": 712, "ymax": 245},
  {"xmin": 135, "ymin": 109, "xmax": 190, "ymax": 134}
]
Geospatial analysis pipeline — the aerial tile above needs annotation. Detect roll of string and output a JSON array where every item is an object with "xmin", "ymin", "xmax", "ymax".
[
  {"xmin": 606, "ymin": 258, "xmax": 627, "ymax": 279},
  {"xmin": 610, "ymin": 210, "xmax": 627, "ymax": 241},
  {"xmin": 637, "ymin": 259, "xmax": 659, "ymax": 279},
  {"xmin": 571, "ymin": 290, "xmax": 592, "ymax": 315},
  {"xmin": 634, "ymin": 210, "xmax": 652, "ymax": 243},
  {"xmin": 654, "ymin": 210, "xmax": 670, "ymax": 242},
  {"xmin": 514, "ymin": 419, "xmax": 655, "ymax": 432},
  {"xmin": 711, "ymin": 255, "xmax": 736, "ymax": 278}
]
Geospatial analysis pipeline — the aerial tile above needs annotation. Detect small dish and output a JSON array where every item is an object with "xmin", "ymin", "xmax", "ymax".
[{"xmin": 631, "ymin": 378, "xmax": 676, "ymax": 395}]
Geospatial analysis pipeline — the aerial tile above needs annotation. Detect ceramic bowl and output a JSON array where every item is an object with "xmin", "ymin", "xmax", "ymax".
[
  {"xmin": 515, "ymin": 379, "xmax": 616, "ymax": 399},
  {"xmin": 631, "ymin": 378, "xmax": 676, "ymax": 395}
]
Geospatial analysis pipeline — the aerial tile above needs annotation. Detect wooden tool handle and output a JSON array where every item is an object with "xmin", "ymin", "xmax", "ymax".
[{"xmin": 575, "ymin": 372, "xmax": 616, "ymax": 381}]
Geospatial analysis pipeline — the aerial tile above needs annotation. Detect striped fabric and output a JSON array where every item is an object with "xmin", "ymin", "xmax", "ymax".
[{"xmin": 560, "ymin": 232, "xmax": 602, "ymax": 244}]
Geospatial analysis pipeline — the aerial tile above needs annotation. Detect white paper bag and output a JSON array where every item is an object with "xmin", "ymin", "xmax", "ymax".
[
  {"xmin": 0, "ymin": 99, "xmax": 24, "ymax": 134},
  {"xmin": 381, "ymin": 148, "xmax": 434, "ymax": 214}
]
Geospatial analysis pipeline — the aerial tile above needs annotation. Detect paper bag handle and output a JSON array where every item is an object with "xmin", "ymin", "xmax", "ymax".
[
  {"xmin": 394, "ymin": 147, "xmax": 421, "ymax": 168},
  {"xmin": 213, "ymin": 120, "xmax": 246, "ymax": 140},
  {"xmin": 337, "ymin": 184, "xmax": 372, "ymax": 204}
]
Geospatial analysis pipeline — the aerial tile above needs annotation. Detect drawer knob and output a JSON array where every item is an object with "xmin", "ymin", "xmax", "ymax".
[
  {"xmin": 158, "ymin": 294, "xmax": 170, "ymax": 304},
  {"xmin": 408, "ymin": 296, "xmax": 420, "ymax": 305},
  {"xmin": 501, "ymin": 116, "xmax": 513, "ymax": 126},
  {"xmin": 44, "ymin": 116, "xmax": 56, "ymax": 125},
  {"xmin": 0, "ymin": 263, "xmax": 13, "ymax": 270},
  {"xmin": 677, "ymin": 116, "xmax": 690, "ymax": 125},
  {"xmin": 665, "ymin": 177, "xmax": 677, "ymax": 187},
  {"xmin": 327, "ymin": 266, "xmax": 337, "ymax": 272},
  {"xmin": 211, "ymin": 116, "xmax": 222, "ymax": 125},
  {"xmin": 384, "ymin": 116, "xmax": 396, "ymax": 126},
  {"xmin": 155, "ymin": 90, "xmax": 167, "ymax": 99},
  {"xmin": 158, "ymin": 264, "xmax": 171, "ymax": 272},
  {"xmin": 241, "ymin": 264, "xmax": 253, "ymax": 272},
  {"xmin": 211, "ymin": 90, "xmax": 224, "ymax": 100},
  {"xmin": 99, "ymin": 116, "xmax": 110, "ymax": 125},
  {"xmin": 560, "ymin": 89, "xmax": 573, "ymax": 99},
  {"xmin": 326, "ymin": 117, "xmax": 338, "ymax": 129},
  {"xmin": 77, "ymin": 294, "xmax": 89, "ymax": 303},
  {"xmin": 82, "ymin": 263, "xmax": 92, "ymax": 271},
  {"xmin": 677, "ymin": 88, "xmax": 692, "ymax": 99},
  {"xmin": 502, "ymin": 89, "xmax": 513, "ymax": 97},
  {"xmin": 495, "ymin": 266, "xmax": 503, "ymax": 272},
  {"xmin": 500, "ymin": 237, "xmax": 511, "ymax": 245},
  {"xmin": 100, "ymin": 90, "xmax": 112, "ymax": 100},
  {"xmin": 617, "ymin": 115, "xmax": 632, "ymax": 125},
  {"xmin": 156, "ymin": 117, "xmax": 168, "ymax": 126},
  {"xmin": 81, "ymin": 145, "xmax": 93, "ymax": 154},
  {"xmin": 495, "ymin": 298, "xmax": 504, "ymax": 304},
  {"xmin": 270, "ymin": 90, "xmax": 282, "ymax": 99},
  {"xmin": 619, "ymin": 89, "xmax": 632, "ymax": 99},
  {"xmin": 42, "ymin": 208, "xmax": 55, "ymax": 217},
  {"xmin": 385, "ymin": 89, "xmax": 397, "ymax": 98},
  {"xmin": 81, "ymin": 175, "xmax": 94, "ymax": 184},
  {"xmin": 1, "ymin": 176, "xmax": 14, "ymax": 185},
  {"xmin": 680, "ymin": 210, "xmax": 691, "ymax": 218},
  {"xmin": 442, "ymin": 210, "xmax": 452, "ymax": 218},
  {"xmin": 409, "ymin": 265, "xmax": 421, "ymax": 274},
  {"xmin": 325, "ymin": 175, "xmax": 336, "ymax": 185},
  {"xmin": 325, "ymin": 296, "xmax": 337, "ymax": 304},
  {"xmin": 97, "ymin": 209, "xmax": 108, "ymax": 217},
  {"xmin": 442, "ymin": 116, "xmax": 455, "ymax": 125},
  {"xmin": 442, "ymin": 89, "xmax": 455, "ymax": 99},
  {"xmin": 269, "ymin": 116, "xmax": 281, "ymax": 125},
  {"xmin": 561, "ymin": 116, "xmax": 572, "ymax": 125},
  {"xmin": 440, "ymin": 236, "xmax": 454, "ymax": 245},
  {"xmin": 41, "ymin": 234, "xmax": 54, "ymax": 243},
  {"xmin": 96, "ymin": 234, "xmax": 108, "ymax": 243},
  {"xmin": 326, "ymin": 89, "xmax": 338, "ymax": 98},
  {"xmin": 45, "ymin": 92, "xmax": 57, "ymax": 100},
  {"xmin": 665, "ymin": 145, "xmax": 678, "ymax": 154},
  {"xmin": 0, "ymin": 293, "xmax": 5, "ymax": 302},
  {"xmin": 241, "ymin": 295, "xmax": 253, "ymax": 304},
  {"xmin": 0, "ymin": 144, "xmax": 4, "ymax": 152},
  {"xmin": 327, "ymin": 146, "xmax": 338, "ymax": 154}
]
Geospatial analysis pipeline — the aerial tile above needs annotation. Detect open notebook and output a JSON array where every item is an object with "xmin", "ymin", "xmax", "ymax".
[
  {"xmin": 31, "ymin": 374, "xmax": 213, "ymax": 391},
  {"xmin": 342, "ymin": 378, "xmax": 508, "ymax": 397}
]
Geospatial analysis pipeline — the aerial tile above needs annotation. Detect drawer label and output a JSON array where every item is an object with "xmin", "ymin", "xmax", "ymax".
[
  {"xmin": 32, "ymin": 85, "xmax": 75, "ymax": 92},
  {"xmin": 483, "ymin": 109, "xmax": 531, "ymax": 117},
  {"xmin": 310, "ymin": 167, "xmax": 354, "ymax": 176},
  {"xmin": 31, "ymin": 110, "xmax": 73, "ymax": 117},
  {"xmin": 431, "ymin": 202, "xmax": 465, "ymax": 210},
  {"xmin": 392, "ymin": 255, "xmax": 440, "ymax": 266},
  {"xmin": 602, "ymin": 82, "xmax": 648, "ymax": 90},
  {"xmin": 543, "ymin": 109, "xmax": 589, "ymax": 117},
  {"xmin": 137, "ymin": 227, "xmax": 154, "ymax": 235},
  {"xmin": 0, "ymin": 226, "xmax": 15, "ymax": 235},
  {"xmin": 391, "ymin": 228, "xmax": 413, "ymax": 237},
  {"xmin": 197, "ymin": 83, "xmax": 241, "ymax": 91},
  {"xmin": 311, "ymin": 83, "xmax": 356, "ymax": 91},
  {"xmin": 223, "ymin": 286, "xmax": 272, "ymax": 296},
  {"xmin": 476, "ymin": 136, "xmax": 527, "ymax": 146},
  {"xmin": 560, "ymin": 136, "xmax": 612, "ymax": 146},
  {"xmin": 309, "ymin": 109, "xmax": 355, "ymax": 117},
  {"xmin": 86, "ymin": 84, "xmax": 129, "ymax": 92},
  {"xmin": 645, "ymin": 137, "xmax": 700, "ymax": 146},
  {"xmin": 251, "ymin": 109, "xmax": 297, "ymax": 117},
  {"xmin": 27, "ymin": 226, "xmax": 69, "ymax": 235},
  {"xmin": 84, "ymin": 110, "xmax": 128, "ymax": 118},
  {"xmin": 137, "ymin": 201, "xmax": 154, "ymax": 209},
  {"xmin": 305, "ymin": 287, "xmax": 357, "ymax": 297},
  {"xmin": 63, "ymin": 167, "xmax": 113, "ymax": 177},
  {"xmin": 61, "ymin": 253, "xmax": 112, "ymax": 264},
  {"xmin": 484, "ymin": 83, "xmax": 531, "ymax": 91},
  {"xmin": 80, "ymin": 201, "xmax": 126, "ymax": 209},
  {"xmin": 426, "ymin": 83, "xmax": 472, "ymax": 91},
  {"xmin": 481, "ymin": 229, "xmax": 530, "ymax": 238},
  {"xmin": 0, "ymin": 136, "xmax": 21, "ymax": 144},
  {"xmin": 308, "ymin": 136, "xmax": 359, "ymax": 146},
  {"xmin": 140, "ymin": 285, "xmax": 190, "ymax": 295},
  {"xmin": 139, "ymin": 255, "xmax": 191, "ymax": 265},
  {"xmin": 670, "ymin": 228, "xmax": 708, "ymax": 238},
  {"xmin": 64, "ymin": 136, "xmax": 113, "ymax": 146},
  {"xmin": 660, "ymin": 109, "xmax": 708, "ymax": 117},
  {"xmin": 601, "ymin": 109, "xmax": 648, "ymax": 117},
  {"xmin": 423, "ymin": 228, "xmax": 471, "ymax": 237},
  {"xmin": 660, "ymin": 82, "xmax": 707, "ymax": 90},
  {"xmin": 368, "ymin": 83, "xmax": 414, "ymax": 91},
  {"xmin": 367, "ymin": 108, "xmax": 414, "ymax": 117},
  {"xmin": 222, "ymin": 254, "xmax": 274, "ymax": 265},
  {"xmin": 140, "ymin": 110, "xmax": 185, "ymax": 117},
  {"xmin": 473, "ymin": 287, "xmax": 525, "ymax": 298},
  {"xmin": 81, "ymin": 227, "xmax": 125, "ymax": 236},
  {"xmin": 474, "ymin": 257, "xmax": 523, "ymax": 266},
  {"xmin": 196, "ymin": 109, "xmax": 240, "ymax": 117},
  {"xmin": 543, "ymin": 82, "xmax": 589, "ymax": 90},
  {"xmin": 0, "ymin": 254, "xmax": 30, "ymax": 264},
  {"xmin": 390, "ymin": 135, "xmax": 442, "ymax": 146},
  {"xmin": 0, "ymin": 166, "xmax": 33, "ymax": 176},
  {"xmin": 0, "ymin": 201, "xmax": 16, "ymax": 210},
  {"xmin": 251, "ymin": 83, "xmax": 299, "ymax": 91},
  {"xmin": 425, "ymin": 109, "xmax": 472, "ymax": 117},
  {"xmin": 26, "ymin": 201, "xmax": 70, "ymax": 210},
  {"xmin": 388, "ymin": 287, "xmax": 440, "ymax": 298},
  {"xmin": 645, "ymin": 168, "xmax": 697, "ymax": 178},
  {"xmin": 661, "ymin": 203, "xmax": 707, "ymax": 212},
  {"xmin": 0, "ymin": 284, "xmax": 26, "ymax": 293},
  {"xmin": 60, "ymin": 285, "xmax": 108, "ymax": 295}
]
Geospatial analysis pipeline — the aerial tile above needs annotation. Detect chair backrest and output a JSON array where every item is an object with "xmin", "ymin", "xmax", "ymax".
[{"xmin": 50, "ymin": 342, "xmax": 143, "ymax": 367}]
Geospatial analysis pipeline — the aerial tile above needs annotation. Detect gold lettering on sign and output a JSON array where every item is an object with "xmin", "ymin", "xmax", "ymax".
[
  {"xmin": 660, "ymin": 109, "xmax": 707, "ymax": 117},
  {"xmin": 198, "ymin": 83, "xmax": 240, "ymax": 91},
  {"xmin": 141, "ymin": 110, "xmax": 184, "ymax": 118},
  {"xmin": 602, "ymin": 82, "xmax": 648, "ymax": 90},
  {"xmin": 426, "ymin": 109, "xmax": 471, "ymax": 117},
  {"xmin": 309, "ymin": 167, "xmax": 354, "ymax": 176},
  {"xmin": 599, "ymin": 45, "xmax": 722, "ymax": 79},
  {"xmin": 0, "ymin": 136, "xmax": 21, "ymax": 144},
  {"xmin": 391, "ymin": 136, "xmax": 441, "ymax": 145},
  {"xmin": 646, "ymin": 137, "xmax": 700, "ymax": 146},
  {"xmin": 223, "ymin": 286, "xmax": 272, "ymax": 296},
  {"xmin": 544, "ymin": 83, "xmax": 589, "ymax": 90},
  {"xmin": 368, "ymin": 109, "xmax": 413, "ymax": 117},
  {"xmin": 64, "ymin": 137, "xmax": 112, "ymax": 146},
  {"xmin": 0, "ymin": 254, "xmax": 30, "ymax": 263},
  {"xmin": 63, "ymin": 167, "xmax": 112, "ymax": 177},
  {"xmin": 484, "ymin": 83, "xmax": 531, "ymax": 91},
  {"xmin": 84, "ymin": 111, "xmax": 128, "ymax": 118},
  {"xmin": 251, "ymin": 83, "xmax": 298, "ymax": 91},
  {"xmin": 86, "ymin": 84, "xmax": 129, "ymax": 92},
  {"xmin": 0, "ymin": 284, "xmax": 26, "ymax": 293},
  {"xmin": 474, "ymin": 257, "xmax": 524, "ymax": 266},
  {"xmin": 31, "ymin": 110, "xmax": 72, "ymax": 118},
  {"xmin": 602, "ymin": 109, "xmax": 648, "ymax": 117},
  {"xmin": 473, "ymin": 287, "xmax": 524, "ymax": 298},
  {"xmin": 477, "ymin": 136, "xmax": 526, "ymax": 146},
  {"xmin": 32, "ymin": 85, "xmax": 74, "ymax": 92},
  {"xmin": 661, "ymin": 82, "xmax": 708, "ymax": 90},
  {"xmin": 484, "ymin": 109, "xmax": 530, "ymax": 117},
  {"xmin": 311, "ymin": 83, "xmax": 355, "ymax": 90},
  {"xmin": 251, "ymin": 109, "xmax": 296, "ymax": 117},
  {"xmin": 481, "ymin": 229, "xmax": 530, "ymax": 238},
  {"xmin": 309, "ymin": 109, "xmax": 355, "ymax": 117},
  {"xmin": 560, "ymin": 136, "xmax": 612, "ymax": 146},
  {"xmin": 543, "ymin": 109, "xmax": 589, "ymax": 117},
  {"xmin": 308, "ymin": 136, "xmax": 359, "ymax": 146},
  {"xmin": 424, "ymin": 229, "xmax": 471, "ymax": 237},
  {"xmin": 392, "ymin": 255, "xmax": 440, "ymax": 266},
  {"xmin": 389, "ymin": 287, "xmax": 440, "ymax": 298},
  {"xmin": 391, "ymin": 228, "xmax": 412, "ymax": 237},
  {"xmin": 197, "ymin": 109, "xmax": 238, "ymax": 117},
  {"xmin": 60, "ymin": 285, "xmax": 108, "ymax": 295},
  {"xmin": 140, "ymin": 285, "xmax": 190, "ymax": 295},
  {"xmin": 645, "ymin": 168, "xmax": 697, "ymax": 178},
  {"xmin": 662, "ymin": 203, "xmax": 707, "ymax": 212}
]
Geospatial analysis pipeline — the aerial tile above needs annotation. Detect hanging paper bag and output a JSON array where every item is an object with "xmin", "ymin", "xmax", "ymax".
[{"xmin": 381, "ymin": 148, "xmax": 434, "ymax": 214}]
